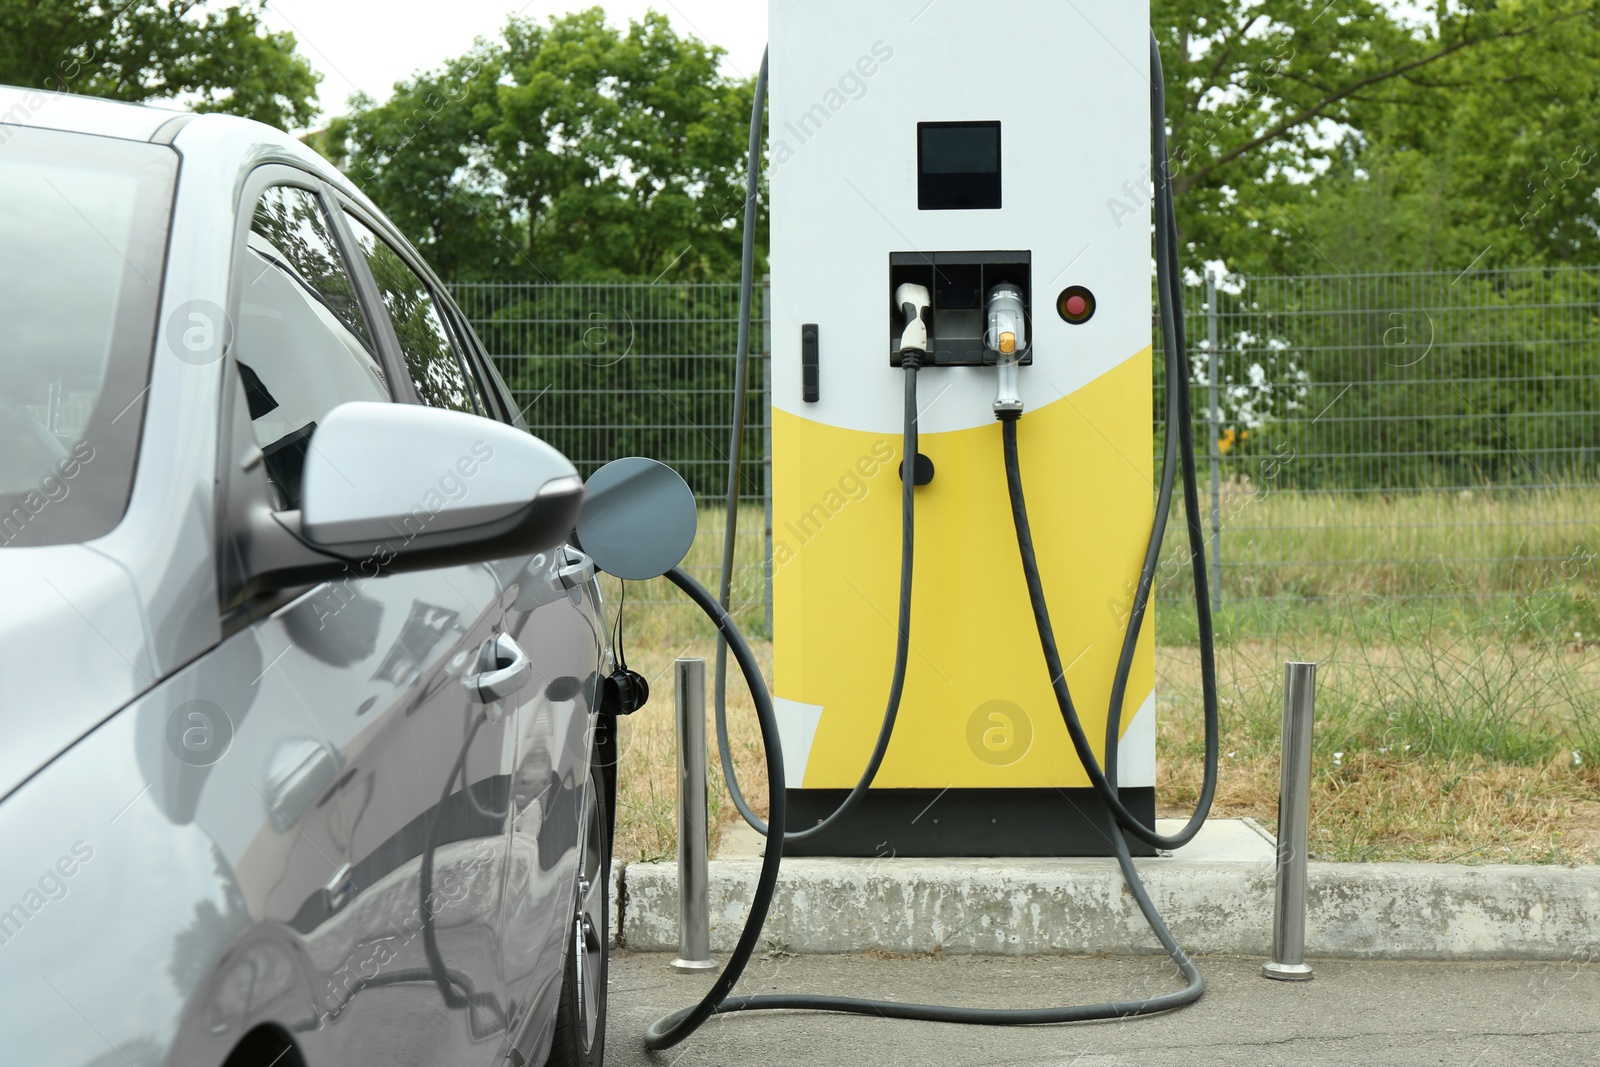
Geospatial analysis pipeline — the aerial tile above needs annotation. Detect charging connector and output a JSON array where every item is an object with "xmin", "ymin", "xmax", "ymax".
[
  {"xmin": 987, "ymin": 282, "xmax": 1027, "ymax": 417},
  {"xmin": 895, "ymin": 282, "xmax": 933, "ymax": 361}
]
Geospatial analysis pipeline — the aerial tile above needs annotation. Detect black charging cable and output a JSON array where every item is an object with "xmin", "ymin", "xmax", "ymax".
[
  {"xmin": 711, "ymin": 50, "xmax": 917, "ymax": 846},
  {"xmin": 601, "ymin": 580, "xmax": 650, "ymax": 716}
]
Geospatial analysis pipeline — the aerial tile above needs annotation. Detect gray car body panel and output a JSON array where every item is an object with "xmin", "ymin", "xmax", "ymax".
[
  {"xmin": 0, "ymin": 546, "xmax": 155, "ymax": 799},
  {"xmin": 0, "ymin": 87, "xmax": 602, "ymax": 1067}
]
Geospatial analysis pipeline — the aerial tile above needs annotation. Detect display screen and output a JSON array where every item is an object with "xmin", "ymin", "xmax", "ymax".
[{"xmin": 918, "ymin": 121, "xmax": 1002, "ymax": 210}]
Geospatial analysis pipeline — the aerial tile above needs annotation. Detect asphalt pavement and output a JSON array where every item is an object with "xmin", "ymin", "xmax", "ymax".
[{"xmin": 606, "ymin": 952, "xmax": 1600, "ymax": 1066}]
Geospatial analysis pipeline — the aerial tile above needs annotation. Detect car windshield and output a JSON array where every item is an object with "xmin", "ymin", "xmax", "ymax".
[{"xmin": 0, "ymin": 125, "xmax": 177, "ymax": 548}]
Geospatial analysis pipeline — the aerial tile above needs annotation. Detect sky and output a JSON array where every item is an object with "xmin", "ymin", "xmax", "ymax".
[{"xmin": 256, "ymin": 0, "xmax": 768, "ymax": 127}]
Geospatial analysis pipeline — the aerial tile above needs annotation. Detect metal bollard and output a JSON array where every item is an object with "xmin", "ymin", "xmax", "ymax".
[
  {"xmin": 1264, "ymin": 661, "xmax": 1316, "ymax": 981},
  {"xmin": 671, "ymin": 658, "xmax": 717, "ymax": 972}
]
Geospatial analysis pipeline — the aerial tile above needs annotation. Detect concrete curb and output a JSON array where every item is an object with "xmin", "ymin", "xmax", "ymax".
[{"xmin": 613, "ymin": 853, "xmax": 1600, "ymax": 961}]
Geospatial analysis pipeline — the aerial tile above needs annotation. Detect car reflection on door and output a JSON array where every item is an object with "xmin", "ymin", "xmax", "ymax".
[
  {"xmin": 193, "ymin": 561, "xmax": 522, "ymax": 1066},
  {"xmin": 493, "ymin": 546, "xmax": 603, "ymax": 1050}
]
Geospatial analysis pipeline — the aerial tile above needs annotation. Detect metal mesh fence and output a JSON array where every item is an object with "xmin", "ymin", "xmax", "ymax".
[
  {"xmin": 453, "ymin": 282, "xmax": 768, "ymax": 496},
  {"xmin": 1168, "ymin": 266, "xmax": 1600, "ymax": 635},
  {"xmin": 455, "ymin": 266, "xmax": 1600, "ymax": 639}
]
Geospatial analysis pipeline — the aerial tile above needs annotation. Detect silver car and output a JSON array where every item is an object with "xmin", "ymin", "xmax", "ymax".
[{"xmin": 0, "ymin": 86, "xmax": 613, "ymax": 1067}]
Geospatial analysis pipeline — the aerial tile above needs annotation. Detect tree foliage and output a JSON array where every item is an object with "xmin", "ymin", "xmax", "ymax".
[
  {"xmin": 1146, "ymin": 4, "xmax": 1600, "ymax": 491},
  {"xmin": 1296, "ymin": 2, "xmax": 1600, "ymax": 272},
  {"xmin": 0, "ymin": 0, "xmax": 320, "ymax": 130},
  {"xmin": 325, "ymin": 8, "xmax": 757, "ymax": 282},
  {"xmin": 1156, "ymin": 0, "xmax": 1600, "ymax": 274}
]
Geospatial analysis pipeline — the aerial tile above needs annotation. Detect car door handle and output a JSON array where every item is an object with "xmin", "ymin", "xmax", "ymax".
[
  {"xmin": 558, "ymin": 545, "xmax": 595, "ymax": 590},
  {"xmin": 263, "ymin": 738, "xmax": 342, "ymax": 833},
  {"xmin": 322, "ymin": 862, "xmax": 358, "ymax": 913},
  {"xmin": 466, "ymin": 632, "xmax": 532, "ymax": 705}
]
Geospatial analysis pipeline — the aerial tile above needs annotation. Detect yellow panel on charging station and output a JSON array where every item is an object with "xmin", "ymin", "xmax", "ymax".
[
  {"xmin": 768, "ymin": 0, "xmax": 1157, "ymax": 854},
  {"xmin": 773, "ymin": 351, "xmax": 1156, "ymax": 790}
]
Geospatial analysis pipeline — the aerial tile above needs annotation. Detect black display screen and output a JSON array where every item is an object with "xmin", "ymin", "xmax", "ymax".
[{"xmin": 918, "ymin": 121, "xmax": 1002, "ymax": 210}]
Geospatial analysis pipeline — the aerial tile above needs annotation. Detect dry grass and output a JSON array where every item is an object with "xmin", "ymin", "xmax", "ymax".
[
  {"xmin": 608, "ymin": 631, "xmax": 771, "ymax": 864},
  {"xmin": 608, "ymin": 629, "xmax": 1600, "ymax": 866},
  {"xmin": 1155, "ymin": 638, "xmax": 1600, "ymax": 864}
]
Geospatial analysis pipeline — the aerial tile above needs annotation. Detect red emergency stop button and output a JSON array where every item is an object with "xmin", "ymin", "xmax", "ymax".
[{"xmin": 1057, "ymin": 286, "xmax": 1096, "ymax": 325}]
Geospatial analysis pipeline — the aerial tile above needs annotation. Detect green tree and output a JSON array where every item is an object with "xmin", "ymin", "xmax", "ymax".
[
  {"xmin": 316, "ymin": 49, "xmax": 512, "ymax": 281},
  {"xmin": 1145, "ymin": 3, "xmax": 1600, "ymax": 494},
  {"xmin": 1291, "ymin": 1, "xmax": 1600, "ymax": 273},
  {"xmin": 327, "ymin": 7, "xmax": 758, "ymax": 282},
  {"xmin": 0, "ymin": 0, "xmax": 320, "ymax": 130},
  {"xmin": 1153, "ymin": 0, "xmax": 1600, "ymax": 274}
]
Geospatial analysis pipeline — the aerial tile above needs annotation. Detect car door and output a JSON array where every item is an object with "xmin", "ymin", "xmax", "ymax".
[
  {"xmin": 336, "ymin": 206, "xmax": 605, "ymax": 1057},
  {"xmin": 439, "ymin": 292, "xmax": 608, "ymax": 1056},
  {"xmin": 194, "ymin": 174, "xmax": 522, "ymax": 1067}
]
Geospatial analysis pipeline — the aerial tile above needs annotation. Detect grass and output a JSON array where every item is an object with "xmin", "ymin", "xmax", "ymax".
[
  {"xmin": 605, "ymin": 492, "xmax": 1600, "ymax": 866},
  {"xmin": 1155, "ymin": 630, "xmax": 1600, "ymax": 864},
  {"xmin": 1155, "ymin": 482, "xmax": 1600, "ymax": 643},
  {"xmin": 607, "ymin": 633, "xmax": 770, "ymax": 865}
]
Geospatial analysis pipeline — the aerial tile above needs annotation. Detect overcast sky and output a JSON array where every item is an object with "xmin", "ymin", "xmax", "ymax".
[{"xmin": 257, "ymin": 0, "xmax": 768, "ymax": 127}]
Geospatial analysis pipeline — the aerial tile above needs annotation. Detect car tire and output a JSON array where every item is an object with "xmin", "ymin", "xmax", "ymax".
[{"xmin": 548, "ymin": 761, "xmax": 609, "ymax": 1067}]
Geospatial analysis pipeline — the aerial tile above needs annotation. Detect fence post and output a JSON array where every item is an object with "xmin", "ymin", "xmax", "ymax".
[
  {"xmin": 1206, "ymin": 269, "xmax": 1222, "ymax": 611},
  {"xmin": 1264, "ymin": 661, "xmax": 1317, "ymax": 981},
  {"xmin": 763, "ymin": 275, "xmax": 774, "ymax": 639},
  {"xmin": 672, "ymin": 658, "xmax": 717, "ymax": 972}
]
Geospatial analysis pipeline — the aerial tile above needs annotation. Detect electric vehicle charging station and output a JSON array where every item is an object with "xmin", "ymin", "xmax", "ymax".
[
  {"xmin": 631, "ymin": 0, "xmax": 1222, "ymax": 1047},
  {"xmin": 767, "ymin": 1, "xmax": 1160, "ymax": 856}
]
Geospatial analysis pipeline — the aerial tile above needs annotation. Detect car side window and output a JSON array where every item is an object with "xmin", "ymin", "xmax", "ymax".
[
  {"xmin": 441, "ymin": 300, "xmax": 511, "ymax": 424},
  {"xmin": 234, "ymin": 185, "xmax": 390, "ymax": 510},
  {"xmin": 341, "ymin": 212, "xmax": 481, "ymax": 415},
  {"xmin": 453, "ymin": 308, "xmax": 529, "ymax": 430}
]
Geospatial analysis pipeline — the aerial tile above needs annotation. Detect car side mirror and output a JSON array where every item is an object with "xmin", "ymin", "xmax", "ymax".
[
  {"xmin": 299, "ymin": 401, "xmax": 583, "ymax": 560},
  {"xmin": 229, "ymin": 401, "xmax": 584, "ymax": 599}
]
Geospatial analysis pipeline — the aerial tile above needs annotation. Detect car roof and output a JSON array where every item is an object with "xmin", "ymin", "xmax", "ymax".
[
  {"xmin": 0, "ymin": 83, "xmax": 189, "ymax": 142},
  {"xmin": 0, "ymin": 83, "xmax": 386, "ymax": 218}
]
